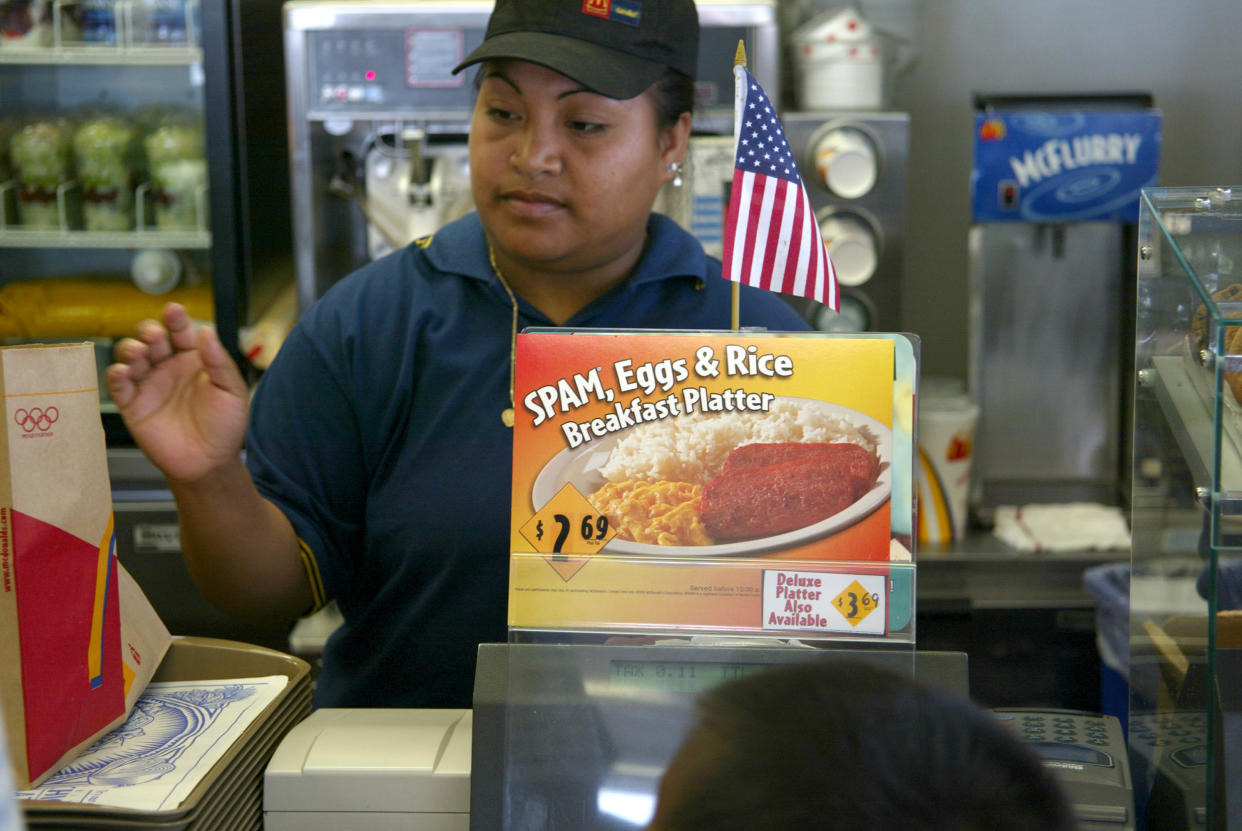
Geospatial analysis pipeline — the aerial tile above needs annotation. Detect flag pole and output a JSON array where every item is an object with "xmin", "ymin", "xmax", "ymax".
[{"xmin": 730, "ymin": 40, "xmax": 746, "ymax": 331}]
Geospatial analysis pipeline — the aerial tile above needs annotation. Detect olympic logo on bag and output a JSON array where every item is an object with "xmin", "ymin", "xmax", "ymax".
[{"xmin": 14, "ymin": 406, "xmax": 59, "ymax": 434}]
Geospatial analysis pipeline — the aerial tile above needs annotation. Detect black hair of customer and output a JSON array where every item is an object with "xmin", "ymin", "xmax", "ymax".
[{"xmin": 661, "ymin": 659, "xmax": 1079, "ymax": 831}]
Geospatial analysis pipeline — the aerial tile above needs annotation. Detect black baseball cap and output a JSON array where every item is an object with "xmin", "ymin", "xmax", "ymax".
[{"xmin": 453, "ymin": 0, "xmax": 699, "ymax": 100}]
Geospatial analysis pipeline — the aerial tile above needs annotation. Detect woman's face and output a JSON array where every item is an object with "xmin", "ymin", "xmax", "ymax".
[{"xmin": 469, "ymin": 60, "xmax": 688, "ymax": 275}]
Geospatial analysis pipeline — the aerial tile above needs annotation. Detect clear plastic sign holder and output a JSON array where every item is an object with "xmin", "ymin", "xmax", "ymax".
[
  {"xmin": 474, "ymin": 329, "xmax": 924, "ymax": 831},
  {"xmin": 469, "ymin": 642, "xmax": 969, "ymax": 831}
]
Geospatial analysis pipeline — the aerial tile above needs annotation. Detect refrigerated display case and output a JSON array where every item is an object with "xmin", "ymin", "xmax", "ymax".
[
  {"xmin": 0, "ymin": 0, "xmax": 295, "ymax": 650},
  {"xmin": 1131, "ymin": 185, "xmax": 1242, "ymax": 828}
]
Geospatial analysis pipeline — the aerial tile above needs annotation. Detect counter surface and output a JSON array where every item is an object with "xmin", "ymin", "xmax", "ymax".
[{"xmin": 918, "ymin": 530, "xmax": 1127, "ymax": 611}]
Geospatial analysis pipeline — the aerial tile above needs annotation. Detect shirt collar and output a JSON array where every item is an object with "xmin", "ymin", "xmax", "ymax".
[
  {"xmin": 629, "ymin": 212, "xmax": 708, "ymax": 287},
  {"xmin": 422, "ymin": 211, "xmax": 705, "ymax": 294},
  {"xmin": 422, "ymin": 212, "xmax": 495, "ymax": 285}
]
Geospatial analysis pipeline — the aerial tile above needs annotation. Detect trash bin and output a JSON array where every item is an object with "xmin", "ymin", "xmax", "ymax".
[{"xmin": 1197, "ymin": 556, "xmax": 1242, "ymax": 610}]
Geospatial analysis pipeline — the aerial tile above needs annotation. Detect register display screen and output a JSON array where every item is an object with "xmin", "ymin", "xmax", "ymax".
[
  {"xmin": 1030, "ymin": 742, "xmax": 1114, "ymax": 767},
  {"xmin": 609, "ymin": 661, "xmax": 771, "ymax": 694}
]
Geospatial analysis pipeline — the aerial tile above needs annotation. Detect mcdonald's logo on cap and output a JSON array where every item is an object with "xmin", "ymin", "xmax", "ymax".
[{"xmin": 582, "ymin": 0, "xmax": 610, "ymax": 18}]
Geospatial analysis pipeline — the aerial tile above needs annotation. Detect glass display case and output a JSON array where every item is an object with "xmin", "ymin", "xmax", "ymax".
[
  {"xmin": 0, "ymin": 0, "xmax": 295, "ymax": 652},
  {"xmin": 1131, "ymin": 185, "xmax": 1242, "ymax": 829},
  {"xmin": 0, "ymin": 10, "xmax": 213, "ymax": 406},
  {"xmin": 0, "ymin": 0, "xmax": 292, "ymax": 413}
]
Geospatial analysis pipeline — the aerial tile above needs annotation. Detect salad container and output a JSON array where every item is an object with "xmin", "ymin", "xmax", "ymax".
[
  {"xmin": 73, "ymin": 115, "xmax": 137, "ymax": 231},
  {"xmin": 142, "ymin": 118, "xmax": 206, "ymax": 230},
  {"xmin": 10, "ymin": 117, "xmax": 73, "ymax": 229}
]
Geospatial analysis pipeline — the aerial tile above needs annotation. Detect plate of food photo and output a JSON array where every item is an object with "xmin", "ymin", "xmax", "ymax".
[{"xmin": 530, "ymin": 396, "xmax": 892, "ymax": 557}]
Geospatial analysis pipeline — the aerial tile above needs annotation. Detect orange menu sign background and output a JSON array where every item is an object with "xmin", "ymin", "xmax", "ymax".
[{"xmin": 508, "ymin": 331, "xmax": 909, "ymax": 638}]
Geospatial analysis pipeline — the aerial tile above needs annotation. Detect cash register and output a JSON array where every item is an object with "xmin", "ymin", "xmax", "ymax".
[
  {"xmin": 263, "ymin": 641, "xmax": 1141, "ymax": 830},
  {"xmin": 264, "ymin": 642, "xmax": 968, "ymax": 830}
]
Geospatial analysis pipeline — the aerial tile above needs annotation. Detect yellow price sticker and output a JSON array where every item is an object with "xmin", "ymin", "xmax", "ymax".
[
  {"xmin": 831, "ymin": 579, "xmax": 880, "ymax": 626},
  {"xmin": 520, "ymin": 483, "xmax": 617, "ymax": 558}
]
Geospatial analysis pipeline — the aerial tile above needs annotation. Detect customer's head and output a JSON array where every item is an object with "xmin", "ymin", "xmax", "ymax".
[{"xmin": 646, "ymin": 659, "xmax": 1079, "ymax": 831}]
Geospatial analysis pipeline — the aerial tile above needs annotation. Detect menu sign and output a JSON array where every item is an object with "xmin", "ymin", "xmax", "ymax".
[
  {"xmin": 508, "ymin": 331, "xmax": 916, "ymax": 641},
  {"xmin": 971, "ymin": 108, "xmax": 1161, "ymax": 223}
]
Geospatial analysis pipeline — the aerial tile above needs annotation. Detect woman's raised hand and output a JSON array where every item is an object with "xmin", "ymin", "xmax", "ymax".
[{"xmin": 105, "ymin": 303, "xmax": 251, "ymax": 484}]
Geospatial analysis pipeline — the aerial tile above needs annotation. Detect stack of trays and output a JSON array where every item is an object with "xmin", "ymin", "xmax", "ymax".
[{"xmin": 21, "ymin": 637, "xmax": 312, "ymax": 831}]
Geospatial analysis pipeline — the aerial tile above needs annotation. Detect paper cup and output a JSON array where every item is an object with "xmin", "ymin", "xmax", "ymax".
[
  {"xmin": 813, "ymin": 127, "xmax": 879, "ymax": 199},
  {"xmin": 917, "ymin": 388, "xmax": 979, "ymax": 545},
  {"xmin": 818, "ymin": 213, "xmax": 878, "ymax": 287}
]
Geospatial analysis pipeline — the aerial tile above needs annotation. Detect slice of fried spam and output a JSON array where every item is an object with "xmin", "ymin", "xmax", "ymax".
[
  {"xmin": 701, "ymin": 454, "xmax": 871, "ymax": 542},
  {"xmin": 722, "ymin": 442, "xmax": 877, "ymax": 485}
]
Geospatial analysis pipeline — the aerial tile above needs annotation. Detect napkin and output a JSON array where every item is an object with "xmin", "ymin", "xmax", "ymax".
[{"xmin": 994, "ymin": 503, "xmax": 1131, "ymax": 553}]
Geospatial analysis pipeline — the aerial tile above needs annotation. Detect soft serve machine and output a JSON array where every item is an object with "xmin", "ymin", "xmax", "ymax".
[{"xmin": 282, "ymin": 0, "xmax": 782, "ymax": 311}]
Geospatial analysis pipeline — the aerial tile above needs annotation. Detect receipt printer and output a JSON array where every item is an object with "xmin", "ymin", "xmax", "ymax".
[{"xmin": 264, "ymin": 708, "xmax": 472, "ymax": 830}]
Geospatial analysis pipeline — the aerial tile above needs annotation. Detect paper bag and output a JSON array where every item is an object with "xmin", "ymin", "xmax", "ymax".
[{"xmin": 0, "ymin": 342, "xmax": 171, "ymax": 788}]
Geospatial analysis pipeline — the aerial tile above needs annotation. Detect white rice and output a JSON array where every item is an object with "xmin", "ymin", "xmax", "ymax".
[{"xmin": 597, "ymin": 399, "xmax": 877, "ymax": 486}]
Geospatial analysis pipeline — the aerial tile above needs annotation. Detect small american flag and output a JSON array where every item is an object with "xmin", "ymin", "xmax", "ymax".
[{"xmin": 721, "ymin": 66, "xmax": 838, "ymax": 310}]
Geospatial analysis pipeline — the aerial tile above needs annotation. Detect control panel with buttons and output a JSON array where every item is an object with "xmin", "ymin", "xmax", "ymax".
[
  {"xmin": 1130, "ymin": 711, "xmax": 1207, "ymax": 830},
  {"xmin": 304, "ymin": 27, "xmax": 487, "ymax": 119},
  {"xmin": 992, "ymin": 708, "xmax": 1134, "ymax": 831}
]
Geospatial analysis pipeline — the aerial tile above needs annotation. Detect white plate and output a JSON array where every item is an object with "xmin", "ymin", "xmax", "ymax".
[{"xmin": 530, "ymin": 397, "xmax": 892, "ymax": 557}]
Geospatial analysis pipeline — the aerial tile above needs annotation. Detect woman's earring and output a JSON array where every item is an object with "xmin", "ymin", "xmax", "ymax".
[{"xmin": 668, "ymin": 161, "xmax": 683, "ymax": 188}]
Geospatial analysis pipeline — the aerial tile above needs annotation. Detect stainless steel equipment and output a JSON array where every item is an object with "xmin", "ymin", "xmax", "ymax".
[
  {"xmin": 282, "ymin": 0, "xmax": 780, "ymax": 309},
  {"xmin": 283, "ymin": 0, "xmax": 488, "ymax": 309},
  {"xmin": 969, "ymin": 222, "xmax": 1129, "ymax": 509},
  {"xmin": 966, "ymin": 93, "xmax": 1159, "ymax": 513},
  {"xmin": 787, "ymin": 111, "xmax": 908, "ymax": 332}
]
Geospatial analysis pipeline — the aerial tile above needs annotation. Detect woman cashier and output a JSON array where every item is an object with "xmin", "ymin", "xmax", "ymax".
[{"xmin": 105, "ymin": 0, "xmax": 810, "ymax": 708}]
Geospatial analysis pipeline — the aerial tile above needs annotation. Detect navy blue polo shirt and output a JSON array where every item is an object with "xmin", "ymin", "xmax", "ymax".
[{"xmin": 245, "ymin": 211, "xmax": 811, "ymax": 708}]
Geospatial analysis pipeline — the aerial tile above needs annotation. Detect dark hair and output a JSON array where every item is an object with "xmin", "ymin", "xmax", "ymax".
[
  {"xmin": 650, "ymin": 68, "xmax": 696, "ymax": 129},
  {"xmin": 473, "ymin": 63, "xmax": 695, "ymax": 129},
  {"xmin": 656, "ymin": 660, "xmax": 1079, "ymax": 831}
]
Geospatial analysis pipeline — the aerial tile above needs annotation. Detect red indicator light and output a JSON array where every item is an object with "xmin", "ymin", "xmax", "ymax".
[{"xmin": 365, "ymin": 70, "xmax": 376, "ymax": 81}]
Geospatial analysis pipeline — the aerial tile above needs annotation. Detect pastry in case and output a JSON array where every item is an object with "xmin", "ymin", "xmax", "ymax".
[{"xmin": 1190, "ymin": 283, "xmax": 1242, "ymax": 404}]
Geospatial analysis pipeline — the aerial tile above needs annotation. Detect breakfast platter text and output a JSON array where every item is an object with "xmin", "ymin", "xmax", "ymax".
[{"xmin": 523, "ymin": 344, "xmax": 791, "ymax": 448}]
